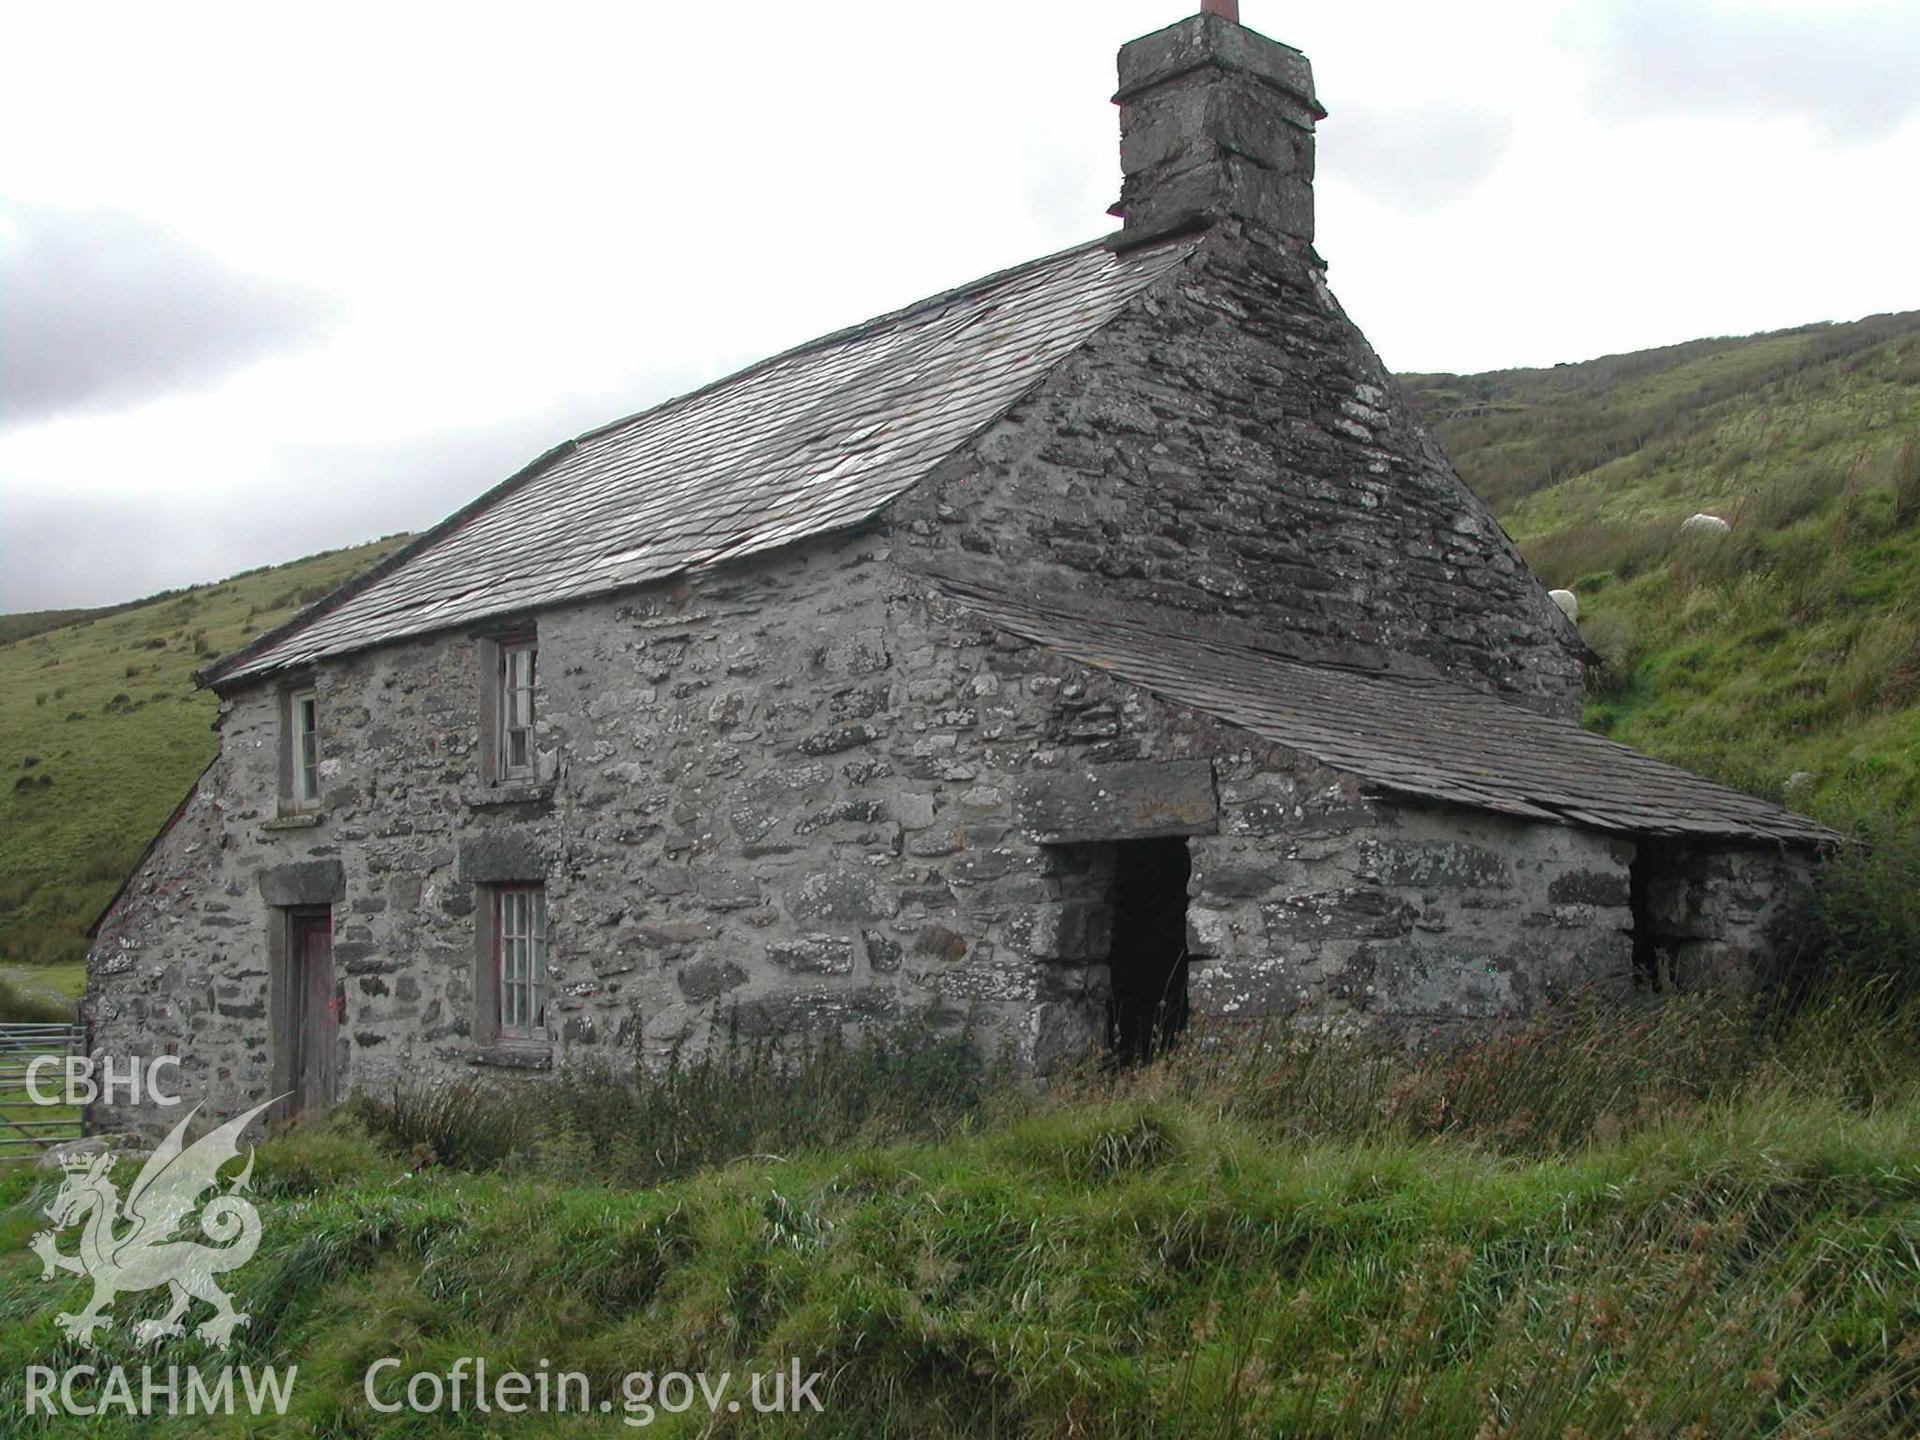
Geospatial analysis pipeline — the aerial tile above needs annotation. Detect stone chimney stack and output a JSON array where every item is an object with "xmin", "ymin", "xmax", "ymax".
[{"xmin": 1110, "ymin": 7, "xmax": 1325, "ymax": 251}]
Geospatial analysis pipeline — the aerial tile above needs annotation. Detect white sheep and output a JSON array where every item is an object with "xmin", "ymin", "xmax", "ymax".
[
  {"xmin": 1681, "ymin": 513, "xmax": 1731, "ymax": 536},
  {"xmin": 1548, "ymin": 589, "xmax": 1579, "ymax": 622}
]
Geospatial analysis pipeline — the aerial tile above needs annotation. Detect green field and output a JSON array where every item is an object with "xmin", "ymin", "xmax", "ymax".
[
  {"xmin": 1405, "ymin": 308, "xmax": 1920, "ymax": 821},
  {"xmin": 0, "ymin": 965, "xmax": 81, "ymax": 1006},
  {"xmin": 0, "ymin": 537, "xmax": 408, "ymax": 971},
  {"xmin": 0, "ymin": 997, "xmax": 1914, "ymax": 1435}
]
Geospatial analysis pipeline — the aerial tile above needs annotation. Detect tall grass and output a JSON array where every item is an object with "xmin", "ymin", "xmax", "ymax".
[
  {"xmin": 1520, "ymin": 520, "xmax": 1676, "ymax": 590},
  {"xmin": 1803, "ymin": 816, "xmax": 1920, "ymax": 995},
  {"xmin": 1830, "ymin": 610, "xmax": 1920, "ymax": 718},
  {"xmin": 349, "ymin": 981, "xmax": 1920, "ymax": 1185},
  {"xmin": 1892, "ymin": 436, "xmax": 1920, "ymax": 528},
  {"xmin": 3, "ymin": 988, "xmax": 1914, "ymax": 1437},
  {"xmin": 349, "ymin": 1014, "xmax": 1000, "ymax": 1187}
]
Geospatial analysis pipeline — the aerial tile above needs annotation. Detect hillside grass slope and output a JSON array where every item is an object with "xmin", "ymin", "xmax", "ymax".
[
  {"xmin": 1, "ymin": 998, "xmax": 1915, "ymax": 1436},
  {"xmin": 0, "ymin": 537, "xmax": 408, "ymax": 971},
  {"xmin": 1405, "ymin": 309, "xmax": 1920, "ymax": 822}
]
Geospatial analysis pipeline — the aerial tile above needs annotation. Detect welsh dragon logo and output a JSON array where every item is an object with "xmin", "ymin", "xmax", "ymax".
[{"xmin": 29, "ymin": 1098, "xmax": 278, "ymax": 1349}]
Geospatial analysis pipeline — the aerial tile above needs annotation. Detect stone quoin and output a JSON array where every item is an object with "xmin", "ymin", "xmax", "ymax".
[{"xmin": 85, "ymin": 8, "xmax": 1829, "ymax": 1134}]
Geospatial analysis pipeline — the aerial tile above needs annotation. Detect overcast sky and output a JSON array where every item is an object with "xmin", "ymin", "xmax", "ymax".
[{"xmin": 2, "ymin": 0, "xmax": 1916, "ymax": 611}]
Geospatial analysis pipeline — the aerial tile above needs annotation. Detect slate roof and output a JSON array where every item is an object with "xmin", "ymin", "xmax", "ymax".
[
  {"xmin": 941, "ymin": 582, "xmax": 1834, "ymax": 847},
  {"xmin": 203, "ymin": 237, "xmax": 1196, "ymax": 687}
]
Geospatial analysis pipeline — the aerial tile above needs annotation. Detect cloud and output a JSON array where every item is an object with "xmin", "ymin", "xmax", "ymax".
[
  {"xmin": 0, "ymin": 377, "xmax": 676, "ymax": 612},
  {"xmin": 0, "ymin": 204, "xmax": 335, "ymax": 425},
  {"xmin": 1570, "ymin": 0, "xmax": 1920, "ymax": 142},
  {"xmin": 1319, "ymin": 104, "xmax": 1514, "ymax": 213}
]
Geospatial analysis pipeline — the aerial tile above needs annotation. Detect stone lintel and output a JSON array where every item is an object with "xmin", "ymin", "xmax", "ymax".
[
  {"xmin": 1016, "ymin": 759, "xmax": 1217, "ymax": 845},
  {"xmin": 256, "ymin": 860, "xmax": 345, "ymax": 908},
  {"xmin": 458, "ymin": 832, "xmax": 551, "ymax": 885}
]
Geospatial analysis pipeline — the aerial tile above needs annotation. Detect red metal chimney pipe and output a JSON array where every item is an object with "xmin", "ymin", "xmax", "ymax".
[{"xmin": 1201, "ymin": 0, "xmax": 1240, "ymax": 21}]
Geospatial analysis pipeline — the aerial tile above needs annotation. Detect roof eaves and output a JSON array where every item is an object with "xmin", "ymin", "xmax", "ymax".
[{"xmin": 197, "ymin": 434, "xmax": 583, "ymax": 692}]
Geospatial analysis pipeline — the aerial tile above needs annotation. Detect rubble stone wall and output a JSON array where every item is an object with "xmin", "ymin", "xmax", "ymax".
[
  {"xmin": 1184, "ymin": 799, "xmax": 1641, "ymax": 1036},
  {"xmin": 86, "ymin": 535, "xmax": 1798, "ymax": 1137},
  {"xmin": 1637, "ymin": 844, "xmax": 1815, "ymax": 995},
  {"xmin": 886, "ymin": 226, "xmax": 1588, "ymax": 717}
]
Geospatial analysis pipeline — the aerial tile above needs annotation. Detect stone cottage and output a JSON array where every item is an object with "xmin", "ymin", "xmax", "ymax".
[{"xmin": 87, "ymin": 5, "xmax": 1828, "ymax": 1132}]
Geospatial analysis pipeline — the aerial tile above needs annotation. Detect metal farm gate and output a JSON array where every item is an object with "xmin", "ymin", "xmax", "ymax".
[{"xmin": 0, "ymin": 1023, "xmax": 84, "ymax": 1153}]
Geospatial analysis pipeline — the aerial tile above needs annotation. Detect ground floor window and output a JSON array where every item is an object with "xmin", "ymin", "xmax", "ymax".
[{"xmin": 494, "ymin": 885, "xmax": 549, "ymax": 1037}]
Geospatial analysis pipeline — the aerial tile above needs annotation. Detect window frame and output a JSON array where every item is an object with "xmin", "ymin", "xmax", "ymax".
[
  {"xmin": 279, "ymin": 681, "xmax": 321, "ymax": 813},
  {"xmin": 490, "ymin": 884, "xmax": 549, "ymax": 1042},
  {"xmin": 480, "ymin": 632, "xmax": 539, "ymax": 784}
]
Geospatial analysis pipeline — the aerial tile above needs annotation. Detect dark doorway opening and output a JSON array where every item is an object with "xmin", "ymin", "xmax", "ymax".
[
  {"xmin": 1629, "ymin": 841, "xmax": 1687, "ymax": 991},
  {"xmin": 1108, "ymin": 838, "xmax": 1192, "ymax": 1063}
]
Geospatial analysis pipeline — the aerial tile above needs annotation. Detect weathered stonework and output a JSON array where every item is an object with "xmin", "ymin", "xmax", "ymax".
[
  {"xmin": 85, "ymin": 528, "xmax": 1812, "ymax": 1137},
  {"xmin": 1636, "ymin": 846, "xmax": 1813, "ymax": 994},
  {"xmin": 1185, "ymin": 803, "xmax": 1638, "ymax": 1029},
  {"xmin": 889, "ymin": 230, "xmax": 1589, "ymax": 718}
]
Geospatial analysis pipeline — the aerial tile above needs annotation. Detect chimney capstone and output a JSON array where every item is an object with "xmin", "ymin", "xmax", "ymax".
[{"xmin": 1110, "ymin": 10, "xmax": 1324, "ymax": 251}]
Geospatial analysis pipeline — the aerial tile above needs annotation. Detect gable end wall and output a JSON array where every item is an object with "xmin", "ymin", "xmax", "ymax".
[{"xmin": 888, "ymin": 230, "xmax": 1586, "ymax": 715}]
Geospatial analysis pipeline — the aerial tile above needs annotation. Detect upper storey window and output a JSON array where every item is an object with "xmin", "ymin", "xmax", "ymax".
[
  {"xmin": 281, "ymin": 685, "xmax": 320, "ymax": 812},
  {"xmin": 486, "ymin": 634, "xmax": 538, "ymax": 782}
]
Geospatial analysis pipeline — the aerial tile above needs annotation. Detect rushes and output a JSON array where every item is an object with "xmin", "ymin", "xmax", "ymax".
[
  {"xmin": 1829, "ymin": 609, "xmax": 1920, "ymax": 718},
  {"xmin": 0, "ymin": 975, "xmax": 75, "ymax": 1024},
  {"xmin": 350, "ymin": 986, "xmax": 1917, "ymax": 1181},
  {"xmin": 2, "ymin": 993, "xmax": 1915, "ymax": 1436},
  {"xmin": 1888, "ymin": 437, "xmax": 1920, "ymax": 529},
  {"xmin": 351, "ymin": 1013, "xmax": 998, "ymax": 1186}
]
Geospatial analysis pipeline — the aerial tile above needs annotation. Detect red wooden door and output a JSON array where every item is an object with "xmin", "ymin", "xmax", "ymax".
[{"xmin": 289, "ymin": 911, "xmax": 338, "ymax": 1116}]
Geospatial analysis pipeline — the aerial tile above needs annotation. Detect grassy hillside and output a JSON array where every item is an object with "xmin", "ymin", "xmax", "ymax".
[
  {"xmin": 0, "ymin": 537, "xmax": 409, "ymax": 969},
  {"xmin": 1, "ymin": 999, "xmax": 1915, "ymax": 1436},
  {"xmin": 0, "ymin": 609, "xmax": 107, "ymax": 646},
  {"xmin": 1405, "ymin": 309, "xmax": 1920, "ymax": 821}
]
